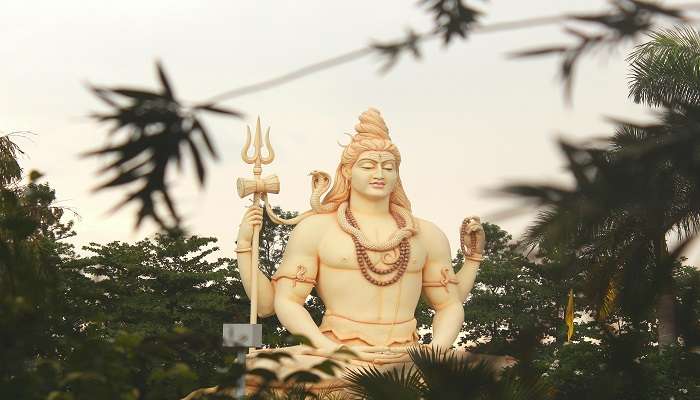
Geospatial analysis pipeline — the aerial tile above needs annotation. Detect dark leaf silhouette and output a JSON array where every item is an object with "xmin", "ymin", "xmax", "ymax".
[
  {"xmin": 310, "ymin": 359, "xmax": 341, "ymax": 376},
  {"xmin": 87, "ymin": 62, "xmax": 242, "ymax": 230},
  {"xmin": 421, "ymin": 0, "xmax": 483, "ymax": 45},
  {"xmin": 372, "ymin": 29, "xmax": 424, "ymax": 73},
  {"xmin": 282, "ymin": 370, "xmax": 321, "ymax": 384},
  {"xmin": 157, "ymin": 61, "xmax": 176, "ymax": 99},
  {"xmin": 253, "ymin": 352, "xmax": 294, "ymax": 363},
  {"xmin": 409, "ymin": 346, "xmax": 496, "ymax": 399},
  {"xmin": 194, "ymin": 104, "xmax": 244, "ymax": 117}
]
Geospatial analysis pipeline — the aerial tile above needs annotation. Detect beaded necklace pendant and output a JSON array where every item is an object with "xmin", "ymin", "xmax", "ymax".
[{"xmin": 345, "ymin": 208, "xmax": 411, "ymax": 287}]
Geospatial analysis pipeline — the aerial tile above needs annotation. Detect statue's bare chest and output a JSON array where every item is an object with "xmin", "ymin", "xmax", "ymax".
[{"xmin": 317, "ymin": 223, "xmax": 426, "ymax": 273}]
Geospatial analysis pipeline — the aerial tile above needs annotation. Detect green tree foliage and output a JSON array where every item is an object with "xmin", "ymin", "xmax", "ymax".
[
  {"xmin": 0, "ymin": 140, "xmax": 80, "ymax": 397},
  {"xmin": 68, "ymin": 234, "xmax": 245, "ymax": 378},
  {"xmin": 0, "ymin": 135, "xmax": 244, "ymax": 399},
  {"xmin": 459, "ymin": 223, "xmax": 566, "ymax": 354},
  {"xmin": 1, "ymin": 189, "xmax": 240, "ymax": 399},
  {"xmin": 415, "ymin": 221, "xmax": 699, "ymax": 399},
  {"xmin": 257, "ymin": 207, "xmax": 296, "ymax": 279},
  {"xmin": 540, "ymin": 339, "xmax": 700, "ymax": 400},
  {"xmin": 1, "ymin": 180, "xmax": 71, "ymax": 399},
  {"xmin": 675, "ymin": 264, "xmax": 700, "ymax": 349}
]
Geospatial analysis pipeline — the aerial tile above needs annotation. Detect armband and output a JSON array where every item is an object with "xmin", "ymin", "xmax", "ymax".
[
  {"xmin": 465, "ymin": 254, "xmax": 483, "ymax": 262},
  {"xmin": 422, "ymin": 267, "xmax": 459, "ymax": 292},
  {"xmin": 271, "ymin": 265, "xmax": 317, "ymax": 287}
]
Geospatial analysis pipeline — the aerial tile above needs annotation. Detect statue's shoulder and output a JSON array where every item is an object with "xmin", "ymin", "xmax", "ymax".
[
  {"xmin": 413, "ymin": 216, "xmax": 450, "ymax": 245},
  {"xmin": 284, "ymin": 213, "xmax": 335, "ymax": 253},
  {"xmin": 292, "ymin": 212, "xmax": 335, "ymax": 236}
]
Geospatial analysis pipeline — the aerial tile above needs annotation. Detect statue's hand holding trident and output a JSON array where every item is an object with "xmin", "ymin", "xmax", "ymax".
[{"xmin": 234, "ymin": 117, "xmax": 337, "ymax": 323}]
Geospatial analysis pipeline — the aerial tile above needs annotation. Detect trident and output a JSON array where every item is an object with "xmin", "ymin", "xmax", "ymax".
[{"xmin": 236, "ymin": 117, "xmax": 280, "ymax": 325}]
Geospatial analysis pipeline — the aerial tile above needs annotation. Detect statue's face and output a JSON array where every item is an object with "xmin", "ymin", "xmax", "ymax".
[{"xmin": 349, "ymin": 150, "xmax": 398, "ymax": 200}]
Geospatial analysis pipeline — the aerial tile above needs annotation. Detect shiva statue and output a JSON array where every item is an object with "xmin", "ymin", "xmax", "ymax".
[{"xmin": 235, "ymin": 108, "xmax": 486, "ymax": 375}]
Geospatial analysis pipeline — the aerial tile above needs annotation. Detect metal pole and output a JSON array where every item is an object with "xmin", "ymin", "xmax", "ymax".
[{"xmin": 235, "ymin": 349, "xmax": 247, "ymax": 399}]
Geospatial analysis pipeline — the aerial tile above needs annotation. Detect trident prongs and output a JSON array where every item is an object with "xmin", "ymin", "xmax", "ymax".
[{"xmin": 242, "ymin": 117, "xmax": 275, "ymax": 170}]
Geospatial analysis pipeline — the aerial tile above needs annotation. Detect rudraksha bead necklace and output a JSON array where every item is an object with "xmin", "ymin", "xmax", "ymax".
[
  {"xmin": 460, "ymin": 217, "xmax": 479, "ymax": 255},
  {"xmin": 345, "ymin": 207, "xmax": 411, "ymax": 286},
  {"xmin": 460, "ymin": 217, "xmax": 484, "ymax": 262}
]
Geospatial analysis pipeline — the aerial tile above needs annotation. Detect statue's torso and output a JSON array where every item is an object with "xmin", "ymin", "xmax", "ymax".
[{"xmin": 313, "ymin": 213, "xmax": 428, "ymax": 326}]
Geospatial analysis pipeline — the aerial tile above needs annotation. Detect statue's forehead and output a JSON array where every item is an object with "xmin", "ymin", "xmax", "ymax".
[{"xmin": 356, "ymin": 150, "xmax": 396, "ymax": 162}]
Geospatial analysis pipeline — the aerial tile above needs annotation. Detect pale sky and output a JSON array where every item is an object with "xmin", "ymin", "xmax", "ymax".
[{"xmin": 2, "ymin": 1, "xmax": 697, "ymax": 263}]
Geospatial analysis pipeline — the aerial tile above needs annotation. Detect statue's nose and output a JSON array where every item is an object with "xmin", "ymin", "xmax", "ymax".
[{"xmin": 373, "ymin": 167, "xmax": 384, "ymax": 178}]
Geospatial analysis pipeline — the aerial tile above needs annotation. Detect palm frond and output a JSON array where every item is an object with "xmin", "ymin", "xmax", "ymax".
[
  {"xmin": 409, "ymin": 346, "xmax": 496, "ymax": 399},
  {"xmin": 344, "ymin": 364, "xmax": 424, "ymax": 400},
  {"xmin": 0, "ymin": 133, "xmax": 25, "ymax": 186},
  {"xmin": 627, "ymin": 26, "xmax": 700, "ymax": 107},
  {"xmin": 610, "ymin": 124, "xmax": 653, "ymax": 150},
  {"xmin": 597, "ymin": 278, "xmax": 619, "ymax": 320}
]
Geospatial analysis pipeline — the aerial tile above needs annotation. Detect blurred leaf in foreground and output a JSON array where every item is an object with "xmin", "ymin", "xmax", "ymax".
[{"xmin": 86, "ymin": 62, "xmax": 243, "ymax": 231}]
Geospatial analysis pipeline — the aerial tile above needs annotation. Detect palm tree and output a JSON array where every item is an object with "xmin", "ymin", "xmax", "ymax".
[
  {"xmin": 618, "ymin": 26, "xmax": 700, "ymax": 347},
  {"xmin": 503, "ymin": 26, "xmax": 700, "ymax": 349}
]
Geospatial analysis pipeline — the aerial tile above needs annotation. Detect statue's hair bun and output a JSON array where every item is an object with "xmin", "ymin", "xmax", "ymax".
[{"xmin": 354, "ymin": 108, "xmax": 390, "ymax": 141}]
